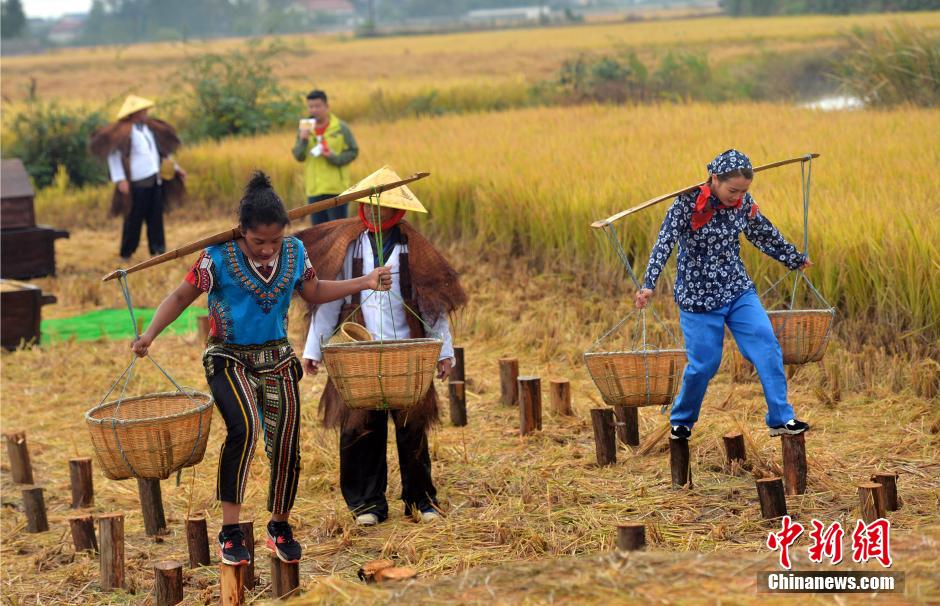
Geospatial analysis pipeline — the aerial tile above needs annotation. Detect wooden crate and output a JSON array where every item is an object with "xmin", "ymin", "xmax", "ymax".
[
  {"xmin": 1, "ymin": 159, "xmax": 36, "ymax": 230},
  {"xmin": 0, "ymin": 280, "xmax": 57, "ymax": 350},
  {"xmin": 0, "ymin": 226, "xmax": 69, "ymax": 279}
]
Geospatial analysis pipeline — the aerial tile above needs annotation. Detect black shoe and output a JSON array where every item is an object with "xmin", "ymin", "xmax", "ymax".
[
  {"xmin": 670, "ymin": 425, "xmax": 691, "ymax": 440},
  {"xmin": 218, "ymin": 526, "xmax": 251, "ymax": 566},
  {"xmin": 769, "ymin": 419, "xmax": 810, "ymax": 436},
  {"xmin": 266, "ymin": 520, "xmax": 302, "ymax": 563}
]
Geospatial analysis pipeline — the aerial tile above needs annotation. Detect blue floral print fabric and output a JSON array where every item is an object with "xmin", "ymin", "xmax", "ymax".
[{"xmin": 642, "ymin": 190, "xmax": 806, "ymax": 312}]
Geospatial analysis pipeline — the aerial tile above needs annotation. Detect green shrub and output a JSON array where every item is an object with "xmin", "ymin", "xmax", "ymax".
[
  {"xmin": 4, "ymin": 101, "xmax": 108, "ymax": 189},
  {"xmin": 175, "ymin": 40, "xmax": 299, "ymax": 141}
]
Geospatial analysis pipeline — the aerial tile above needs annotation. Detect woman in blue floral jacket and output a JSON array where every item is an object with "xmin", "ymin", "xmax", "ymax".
[{"xmin": 636, "ymin": 149, "xmax": 811, "ymax": 440}]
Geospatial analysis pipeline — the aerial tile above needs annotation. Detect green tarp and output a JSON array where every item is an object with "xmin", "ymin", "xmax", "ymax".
[{"xmin": 41, "ymin": 308, "xmax": 205, "ymax": 344}]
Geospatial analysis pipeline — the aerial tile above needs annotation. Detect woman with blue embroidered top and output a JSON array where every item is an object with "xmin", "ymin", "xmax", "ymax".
[
  {"xmin": 635, "ymin": 149, "xmax": 812, "ymax": 440},
  {"xmin": 130, "ymin": 172, "xmax": 391, "ymax": 567}
]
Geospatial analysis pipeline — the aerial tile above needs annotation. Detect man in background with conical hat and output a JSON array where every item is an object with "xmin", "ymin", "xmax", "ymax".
[
  {"xmin": 298, "ymin": 167, "xmax": 467, "ymax": 527},
  {"xmin": 89, "ymin": 95, "xmax": 187, "ymax": 260}
]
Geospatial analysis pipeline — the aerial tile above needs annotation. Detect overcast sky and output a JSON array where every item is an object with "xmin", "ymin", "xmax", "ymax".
[{"xmin": 22, "ymin": 0, "xmax": 93, "ymax": 19}]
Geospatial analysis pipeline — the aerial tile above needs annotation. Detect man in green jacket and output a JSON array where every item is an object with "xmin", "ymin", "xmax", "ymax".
[{"xmin": 292, "ymin": 89, "xmax": 359, "ymax": 224}]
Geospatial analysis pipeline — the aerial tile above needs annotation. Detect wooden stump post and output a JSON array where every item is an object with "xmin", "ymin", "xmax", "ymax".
[
  {"xmin": 22, "ymin": 486, "xmax": 49, "ymax": 533},
  {"xmin": 98, "ymin": 513, "xmax": 125, "ymax": 591},
  {"xmin": 756, "ymin": 477, "xmax": 788, "ymax": 520},
  {"xmin": 499, "ymin": 358, "xmax": 519, "ymax": 406},
  {"xmin": 197, "ymin": 315, "xmax": 210, "ymax": 342},
  {"xmin": 780, "ymin": 433, "xmax": 807, "ymax": 496},
  {"xmin": 858, "ymin": 482, "xmax": 886, "ymax": 523},
  {"xmin": 448, "ymin": 381, "xmax": 468, "ymax": 427},
  {"xmin": 154, "ymin": 561, "xmax": 184, "ymax": 606},
  {"xmin": 239, "ymin": 521, "xmax": 256, "ymax": 590},
  {"xmin": 452, "ymin": 347, "xmax": 465, "ymax": 382},
  {"xmin": 137, "ymin": 478, "xmax": 167, "ymax": 536},
  {"xmin": 669, "ymin": 438, "xmax": 692, "ymax": 488},
  {"xmin": 220, "ymin": 564, "xmax": 246, "ymax": 605},
  {"xmin": 4, "ymin": 430, "xmax": 34, "ymax": 484},
  {"xmin": 518, "ymin": 376, "xmax": 542, "ymax": 435},
  {"xmin": 69, "ymin": 457, "xmax": 94, "ymax": 509},
  {"xmin": 68, "ymin": 514, "xmax": 98, "ymax": 552},
  {"xmin": 270, "ymin": 556, "xmax": 300, "ymax": 599},
  {"xmin": 590, "ymin": 408, "xmax": 616, "ymax": 466},
  {"xmin": 549, "ymin": 379, "xmax": 572, "ymax": 416},
  {"xmin": 186, "ymin": 516, "xmax": 211, "ymax": 568},
  {"xmin": 722, "ymin": 432, "xmax": 746, "ymax": 470},
  {"xmin": 613, "ymin": 406, "xmax": 639, "ymax": 446},
  {"xmin": 871, "ymin": 472, "xmax": 899, "ymax": 511},
  {"xmin": 616, "ymin": 523, "xmax": 646, "ymax": 552}
]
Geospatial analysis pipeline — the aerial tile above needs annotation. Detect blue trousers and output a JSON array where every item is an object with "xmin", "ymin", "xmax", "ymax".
[
  {"xmin": 308, "ymin": 194, "xmax": 347, "ymax": 225},
  {"xmin": 670, "ymin": 290, "xmax": 795, "ymax": 429}
]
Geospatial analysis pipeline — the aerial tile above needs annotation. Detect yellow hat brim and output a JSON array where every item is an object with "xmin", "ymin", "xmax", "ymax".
[
  {"xmin": 344, "ymin": 166, "xmax": 428, "ymax": 213},
  {"xmin": 116, "ymin": 95, "xmax": 155, "ymax": 121}
]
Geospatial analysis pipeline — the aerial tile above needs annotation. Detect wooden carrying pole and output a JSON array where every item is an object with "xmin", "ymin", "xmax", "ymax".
[
  {"xmin": 590, "ymin": 154, "xmax": 820, "ymax": 229},
  {"xmin": 102, "ymin": 172, "xmax": 431, "ymax": 281}
]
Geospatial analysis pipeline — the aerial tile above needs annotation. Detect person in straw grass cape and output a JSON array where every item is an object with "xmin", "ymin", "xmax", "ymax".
[
  {"xmin": 636, "ymin": 149, "xmax": 812, "ymax": 441},
  {"xmin": 89, "ymin": 95, "xmax": 187, "ymax": 260},
  {"xmin": 131, "ymin": 171, "xmax": 392, "ymax": 566},
  {"xmin": 300, "ymin": 167, "xmax": 467, "ymax": 527}
]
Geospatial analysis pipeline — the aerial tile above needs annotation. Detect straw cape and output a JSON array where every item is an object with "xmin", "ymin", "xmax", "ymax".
[
  {"xmin": 88, "ymin": 95, "xmax": 185, "ymax": 217},
  {"xmin": 297, "ymin": 217, "xmax": 467, "ymax": 431}
]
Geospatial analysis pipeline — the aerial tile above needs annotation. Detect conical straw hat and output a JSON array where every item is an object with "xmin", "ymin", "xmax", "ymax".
[
  {"xmin": 343, "ymin": 166, "xmax": 428, "ymax": 213},
  {"xmin": 116, "ymin": 95, "xmax": 155, "ymax": 121}
]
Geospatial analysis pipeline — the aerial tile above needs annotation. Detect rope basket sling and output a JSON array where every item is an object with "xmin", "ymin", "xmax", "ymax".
[
  {"xmin": 584, "ymin": 225, "xmax": 687, "ymax": 408},
  {"xmin": 320, "ymin": 192, "xmax": 443, "ymax": 411},
  {"xmin": 762, "ymin": 156, "xmax": 835, "ymax": 365},
  {"xmin": 84, "ymin": 273, "xmax": 214, "ymax": 481}
]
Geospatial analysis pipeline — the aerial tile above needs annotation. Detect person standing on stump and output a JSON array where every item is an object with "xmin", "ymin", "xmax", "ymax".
[
  {"xmin": 89, "ymin": 95, "xmax": 187, "ymax": 260},
  {"xmin": 299, "ymin": 168, "xmax": 467, "ymax": 527},
  {"xmin": 636, "ymin": 149, "xmax": 812, "ymax": 440},
  {"xmin": 130, "ymin": 172, "xmax": 392, "ymax": 566},
  {"xmin": 293, "ymin": 89, "xmax": 359, "ymax": 225}
]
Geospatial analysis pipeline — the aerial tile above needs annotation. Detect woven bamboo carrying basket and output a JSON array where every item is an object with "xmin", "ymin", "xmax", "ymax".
[
  {"xmin": 85, "ymin": 389, "xmax": 214, "ymax": 480},
  {"xmin": 322, "ymin": 338, "xmax": 442, "ymax": 410},
  {"xmin": 584, "ymin": 349, "xmax": 686, "ymax": 407},
  {"xmin": 768, "ymin": 309, "xmax": 835, "ymax": 365}
]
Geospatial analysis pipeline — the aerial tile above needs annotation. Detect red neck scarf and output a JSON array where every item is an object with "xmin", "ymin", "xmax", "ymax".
[
  {"xmin": 691, "ymin": 185, "xmax": 743, "ymax": 231},
  {"xmin": 358, "ymin": 204, "xmax": 406, "ymax": 233}
]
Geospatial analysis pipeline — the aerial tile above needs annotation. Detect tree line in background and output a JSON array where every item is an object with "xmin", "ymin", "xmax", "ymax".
[{"xmin": 720, "ymin": 0, "xmax": 940, "ymax": 15}]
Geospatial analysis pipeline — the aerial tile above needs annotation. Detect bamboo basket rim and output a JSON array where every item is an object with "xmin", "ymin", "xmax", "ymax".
[
  {"xmin": 85, "ymin": 389, "xmax": 213, "ymax": 427},
  {"xmin": 584, "ymin": 348, "xmax": 686, "ymax": 358},
  {"xmin": 767, "ymin": 308, "xmax": 836, "ymax": 316},
  {"xmin": 323, "ymin": 337, "xmax": 443, "ymax": 351}
]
